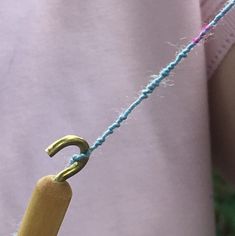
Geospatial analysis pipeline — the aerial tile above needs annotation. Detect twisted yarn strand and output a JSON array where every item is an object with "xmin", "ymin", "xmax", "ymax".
[{"xmin": 70, "ymin": 0, "xmax": 235, "ymax": 164}]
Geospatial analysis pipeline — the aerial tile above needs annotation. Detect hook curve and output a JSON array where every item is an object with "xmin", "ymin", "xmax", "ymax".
[{"xmin": 45, "ymin": 135, "xmax": 90, "ymax": 182}]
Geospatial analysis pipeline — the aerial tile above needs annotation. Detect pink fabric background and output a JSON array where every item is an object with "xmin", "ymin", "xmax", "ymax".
[
  {"xmin": 0, "ymin": 0, "xmax": 234, "ymax": 235},
  {"xmin": 201, "ymin": 0, "xmax": 235, "ymax": 76}
]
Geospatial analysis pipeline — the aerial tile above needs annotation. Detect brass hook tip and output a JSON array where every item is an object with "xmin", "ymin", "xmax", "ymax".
[
  {"xmin": 45, "ymin": 147, "xmax": 54, "ymax": 157},
  {"xmin": 46, "ymin": 135, "xmax": 90, "ymax": 182}
]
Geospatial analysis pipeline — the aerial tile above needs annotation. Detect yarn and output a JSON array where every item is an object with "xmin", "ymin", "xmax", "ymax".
[{"xmin": 70, "ymin": 0, "xmax": 235, "ymax": 164}]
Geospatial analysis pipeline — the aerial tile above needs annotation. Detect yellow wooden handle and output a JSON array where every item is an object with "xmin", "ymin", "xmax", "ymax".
[{"xmin": 18, "ymin": 175, "xmax": 72, "ymax": 236}]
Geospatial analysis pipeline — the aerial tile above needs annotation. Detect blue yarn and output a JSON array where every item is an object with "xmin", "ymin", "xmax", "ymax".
[{"xmin": 70, "ymin": 0, "xmax": 235, "ymax": 164}]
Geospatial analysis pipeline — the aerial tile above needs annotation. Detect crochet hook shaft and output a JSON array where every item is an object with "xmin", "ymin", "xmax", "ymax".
[{"xmin": 18, "ymin": 175, "xmax": 72, "ymax": 236}]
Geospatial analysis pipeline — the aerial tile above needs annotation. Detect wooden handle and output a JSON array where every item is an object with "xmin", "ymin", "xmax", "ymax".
[{"xmin": 18, "ymin": 175, "xmax": 72, "ymax": 236}]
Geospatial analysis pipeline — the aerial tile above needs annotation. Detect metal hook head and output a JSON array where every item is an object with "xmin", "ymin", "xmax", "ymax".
[{"xmin": 45, "ymin": 135, "xmax": 90, "ymax": 182}]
